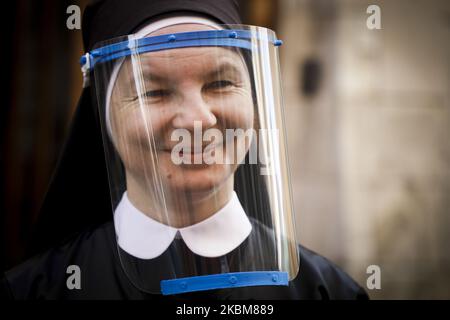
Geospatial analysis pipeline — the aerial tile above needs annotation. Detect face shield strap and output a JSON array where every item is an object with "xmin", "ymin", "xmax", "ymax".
[
  {"xmin": 160, "ymin": 271, "xmax": 288, "ymax": 295},
  {"xmin": 80, "ymin": 53, "xmax": 92, "ymax": 88},
  {"xmin": 79, "ymin": 29, "xmax": 283, "ymax": 79}
]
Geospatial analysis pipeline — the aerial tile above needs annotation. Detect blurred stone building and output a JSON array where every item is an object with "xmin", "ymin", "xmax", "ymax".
[{"xmin": 276, "ymin": 0, "xmax": 450, "ymax": 298}]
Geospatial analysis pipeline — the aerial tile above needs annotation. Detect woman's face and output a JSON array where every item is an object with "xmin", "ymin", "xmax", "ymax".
[{"xmin": 110, "ymin": 24, "xmax": 254, "ymax": 194}]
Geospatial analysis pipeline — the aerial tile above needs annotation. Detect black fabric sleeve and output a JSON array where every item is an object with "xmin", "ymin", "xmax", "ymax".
[
  {"xmin": 294, "ymin": 245, "xmax": 369, "ymax": 300},
  {"xmin": 0, "ymin": 275, "xmax": 14, "ymax": 300}
]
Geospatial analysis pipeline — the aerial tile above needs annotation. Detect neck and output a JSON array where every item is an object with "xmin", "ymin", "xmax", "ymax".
[{"xmin": 126, "ymin": 174, "xmax": 234, "ymax": 228}]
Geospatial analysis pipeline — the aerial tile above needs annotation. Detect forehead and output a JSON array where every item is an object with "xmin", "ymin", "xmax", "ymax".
[
  {"xmin": 114, "ymin": 23, "xmax": 249, "ymax": 85},
  {"xmin": 146, "ymin": 46, "xmax": 244, "ymax": 69},
  {"xmin": 117, "ymin": 46, "xmax": 248, "ymax": 83}
]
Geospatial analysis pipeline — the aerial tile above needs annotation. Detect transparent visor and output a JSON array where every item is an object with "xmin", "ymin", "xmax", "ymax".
[{"xmin": 83, "ymin": 24, "xmax": 299, "ymax": 295}]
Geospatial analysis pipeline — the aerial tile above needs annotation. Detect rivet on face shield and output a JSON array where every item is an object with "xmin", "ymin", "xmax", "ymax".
[
  {"xmin": 168, "ymin": 34, "xmax": 176, "ymax": 42},
  {"xmin": 274, "ymin": 40, "xmax": 283, "ymax": 47},
  {"xmin": 229, "ymin": 276, "xmax": 237, "ymax": 284},
  {"xmin": 180, "ymin": 281, "xmax": 187, "ymax": 289},
  {"xmin": 228, "ymin": 31, "xmax": 238, "ymax": 39},
  {"xmin": 272, "ymin": 274, "xmax": 278, "ymax": 282}
]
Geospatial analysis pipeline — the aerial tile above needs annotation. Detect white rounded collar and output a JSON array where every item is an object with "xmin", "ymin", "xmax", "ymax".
[{"xmin": 113, "ymin": 191, "xmax": 252, "ymax": 259}]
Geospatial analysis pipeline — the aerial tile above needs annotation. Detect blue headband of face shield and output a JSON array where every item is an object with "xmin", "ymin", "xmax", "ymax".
[{"xmin": 80, "ymin": 29, "xmax": 282, "ymax": 74}]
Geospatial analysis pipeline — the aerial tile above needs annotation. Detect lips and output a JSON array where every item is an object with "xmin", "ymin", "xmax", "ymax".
[
  {"xmin": 178, "ymin": 149, "xmax": 201, "ymax": 157},
  {"xmin": 162, "ymin": 143, "xmax": 223, "ymax": 154}
]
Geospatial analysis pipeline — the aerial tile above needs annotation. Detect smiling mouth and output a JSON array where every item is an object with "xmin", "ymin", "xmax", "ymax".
[
  {"xmin": 161, "ymin": 143, "xmax": 223, "ymax": 155},
  {"xmin": 158, "ymin": 144, "xmax": 225, "ymax": 167}
]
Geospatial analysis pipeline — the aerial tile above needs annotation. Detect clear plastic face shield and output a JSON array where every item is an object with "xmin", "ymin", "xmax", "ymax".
[{"xmin": 81, "ymin": 23, "xmax": 299, "ymax": 295}]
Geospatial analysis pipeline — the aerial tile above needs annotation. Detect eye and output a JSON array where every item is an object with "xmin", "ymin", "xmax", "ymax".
[
  {"xmin": 204, "ymin": 80, "xmax": 234, "ymax": 91},
  {"xmin": 142, "ymin": 89, "xmax": 171, "ymax": 98},
  {"xmin": 132, "ymin": 89, "xmax": 170, "ymax": 101},
  {"xmin": 131, "ymin": 89, "xmax": 172, "ymax": 102}
]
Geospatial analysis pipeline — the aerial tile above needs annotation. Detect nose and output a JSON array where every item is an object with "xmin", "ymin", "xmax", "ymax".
[{"xmin": 171, "ymin": 90, "xmax": 217, "ymax": 131}]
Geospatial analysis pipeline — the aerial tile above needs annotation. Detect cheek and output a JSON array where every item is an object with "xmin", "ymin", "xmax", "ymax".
[
  {"xmin": 111, "ymin": 108, "xmax": 167, "ymax": 174},
  {"xmin": 112, "ymin": 106, "xmax": 172, "ymax": 145},
  {"xmin": 214, "ymin": 94, "xmax": 254, "ymax": 129}
]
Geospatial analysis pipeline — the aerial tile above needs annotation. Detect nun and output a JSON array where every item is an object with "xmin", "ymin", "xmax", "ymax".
[{"xmin": 1, "ymin": 0, "xmax": 368, "ymax": 300}]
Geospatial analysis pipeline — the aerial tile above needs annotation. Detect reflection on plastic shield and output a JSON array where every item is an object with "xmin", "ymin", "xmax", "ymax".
[{"xmin": 85, "ymin": 24, "xmax": 299, "ymax": 294}]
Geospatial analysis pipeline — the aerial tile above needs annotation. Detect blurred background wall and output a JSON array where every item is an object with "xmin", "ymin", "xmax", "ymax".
[
  {"xmin": 276, "ymin": 0, "xmax": 450, "ymax": 299},
  {"xmin": 1, "ymin": 0, "xmax": 449, "ymax": 299},
  {"xmin": 0, "ymin": 0, "xmax": 88, "ymax": 271}
]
